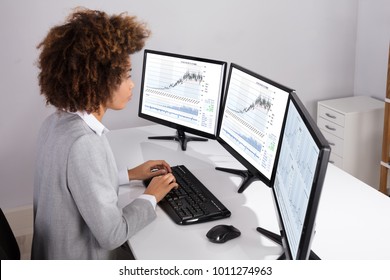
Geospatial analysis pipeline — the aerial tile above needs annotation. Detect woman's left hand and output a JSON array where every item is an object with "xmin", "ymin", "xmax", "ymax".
[{"xmin": 127, "ymin": 160, "xmax": 172, "ymax": 180}]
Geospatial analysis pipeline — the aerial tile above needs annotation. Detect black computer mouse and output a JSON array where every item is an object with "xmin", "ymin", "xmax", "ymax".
[{"xmin": 206, "ymin": 224, "xmax": 241, "ymax": 243}]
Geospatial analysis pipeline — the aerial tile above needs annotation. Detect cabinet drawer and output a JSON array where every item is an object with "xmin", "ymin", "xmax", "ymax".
[
  {"xmin": 320, "ymin": 129, "xmax": 343, "ymax": 157},
  {"xmin": 329, "ymin": 153, "xmax": 343, "ymax": 168},
  {"xmin": 318, "ymin": 105, "xmax": 345, "ymax": 126},
  {"xmin": 318, "ymin": 117, "xmax": 344, "ymax": 139}
]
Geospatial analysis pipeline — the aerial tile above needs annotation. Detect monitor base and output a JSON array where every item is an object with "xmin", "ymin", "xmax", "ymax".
[
  {"xmin": 215, "ymin": 167, "xmax": 260, "ymax": 193},
  {"xmin": 148, "ymin": 129, "xmax": 207, "ymax": 151},
  {"xmin": 256, "ymin": 227, "xmax": 320, "ymax": 260}
]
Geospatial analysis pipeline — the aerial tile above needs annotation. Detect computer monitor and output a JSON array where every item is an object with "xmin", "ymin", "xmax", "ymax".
[
  {"xmin": 257, "ymin": 91, "xmax": 331, "ymax": 260},
  {"xmin": 216, "ymin": 63, "xmax": 291, "ymax": 192},
  {"xmin": 138, "ymin": 49, "xmax": 227, "ymax": 151}
]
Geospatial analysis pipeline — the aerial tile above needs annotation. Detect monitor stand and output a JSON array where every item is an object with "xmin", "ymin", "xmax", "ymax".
[
  {"xmin": 148, "ymin": 129, "xmax": 208, "ymax": 151},
  {"xmin": 256, "ymin": 227, "xmax": 320, "ymax": 260},
  {"xmin": 215, "ymin": 167, "xmax": 260, "ymax": 193}
]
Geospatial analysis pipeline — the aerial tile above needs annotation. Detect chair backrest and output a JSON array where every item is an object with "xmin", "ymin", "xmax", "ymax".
[{"xmin": 0, "ymin": 208, "xmax": 20, "ymax": 260}]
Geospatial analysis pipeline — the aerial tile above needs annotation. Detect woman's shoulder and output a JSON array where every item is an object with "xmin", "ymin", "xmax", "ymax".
[
  {"xmin": 44, "ymin": 111, "xmax": 95, "ymax": 136},
  {"xmin": 39, "ymin": 111, "xmax": 102, "ymax": 147}
]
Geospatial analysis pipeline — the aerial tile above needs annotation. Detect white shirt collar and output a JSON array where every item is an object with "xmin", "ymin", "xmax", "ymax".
[{"xmin": 74, "ymin": 111, "xmax": 109, "ymax": 136}]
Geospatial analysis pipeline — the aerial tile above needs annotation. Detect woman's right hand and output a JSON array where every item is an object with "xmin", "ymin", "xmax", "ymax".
[{"xmin": 143, "ymin": 173, "xmax": 178, "ymax": 203}]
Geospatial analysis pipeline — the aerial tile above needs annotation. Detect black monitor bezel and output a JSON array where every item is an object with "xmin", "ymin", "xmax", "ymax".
[
  {"xmin": 138, "ymin": 49, "xmax": 227, "ymax": 140},
  {"xmin": 272, "ymin": 91, "xmax": 331, "ymax": 260},
  {"xmin": 216, "ymin": 63, "xmax": 293, "ymax": 187}
]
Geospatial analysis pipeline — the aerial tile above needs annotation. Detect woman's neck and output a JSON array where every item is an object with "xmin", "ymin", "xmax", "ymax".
[{"xmin": 92, "ymin": 105, "xmax": 106, "ymax": 122}]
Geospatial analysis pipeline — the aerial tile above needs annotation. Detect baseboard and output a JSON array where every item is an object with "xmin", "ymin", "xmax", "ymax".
[{"xmin": 3, "ymin": 205, "xmax": 33, "ymax": 260}]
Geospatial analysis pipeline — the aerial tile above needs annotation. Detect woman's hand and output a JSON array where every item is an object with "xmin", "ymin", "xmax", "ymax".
[
  {"xmin": 127, "ymin": 160, "xmax": 172, "ymax": 181},
  {"xmin": 144, "ymin": 173, "xmax": 178, "ymax": 202}
]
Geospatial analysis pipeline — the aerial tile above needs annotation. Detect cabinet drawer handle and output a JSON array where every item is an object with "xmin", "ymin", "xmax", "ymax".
[
  {"xmin": 325, "ymin": 113, "xmax": 336, "ymax": 119},
  {"xmin": 328, "ymin": 142, "xmax": 335, "ymax": 146},
  {"xmin": 329, "ymin": 160, "xmax": 335, "ymax": 164},
  {"xmin": 325, "ymin": 125, "xmax": 336, "ymax": 131}
]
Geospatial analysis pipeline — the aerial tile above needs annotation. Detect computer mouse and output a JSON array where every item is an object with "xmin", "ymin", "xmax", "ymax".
[{"xmin": 206, "ymin": 224, "xmax": 241, "ymax": 243}]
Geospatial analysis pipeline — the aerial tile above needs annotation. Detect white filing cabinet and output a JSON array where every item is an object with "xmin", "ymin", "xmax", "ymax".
[{"xmin": 317, "ymin": 96, "xmax": 384, "ymax": 189}]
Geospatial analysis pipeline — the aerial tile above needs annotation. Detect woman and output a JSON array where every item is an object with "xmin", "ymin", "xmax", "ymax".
[{"xmin": 31, "ymin": 8, "xmax": 178, "ymax": 259}]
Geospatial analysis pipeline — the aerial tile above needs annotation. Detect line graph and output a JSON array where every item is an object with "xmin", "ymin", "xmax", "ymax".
[
  {"xmin": 144, "ymin": 56, "xmax": 207, "ymax": 102},
  {"xmin": 150, "ymin": 70, "xmax": 204, "ymax": 91},
  {"xmin": 230, "ymin": 94, "xmax": 272, "ymax": 114},
  {"xmin": 225, "ymin": 73, "xmax": 275, "ymax": 138}
]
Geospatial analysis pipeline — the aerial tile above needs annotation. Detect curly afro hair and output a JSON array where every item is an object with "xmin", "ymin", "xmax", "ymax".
[{"xmin": 37, "ymin": 8, "xmax": 150, "ymax": 113}]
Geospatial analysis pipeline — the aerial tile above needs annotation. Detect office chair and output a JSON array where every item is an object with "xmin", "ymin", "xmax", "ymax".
[{"xmin": 0, "ymin": 208, "xmax": 20, "ymax": 260}]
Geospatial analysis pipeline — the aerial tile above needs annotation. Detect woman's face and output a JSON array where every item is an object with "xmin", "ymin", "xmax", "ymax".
[{"xmin": 106, "ymin": 66, "xmax": 134, "ymax": 111}]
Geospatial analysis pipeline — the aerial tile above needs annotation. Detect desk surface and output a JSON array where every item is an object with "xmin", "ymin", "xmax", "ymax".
[{"xmin": 108, "ymin": 125, "xmax": 390, "ymax": 260}]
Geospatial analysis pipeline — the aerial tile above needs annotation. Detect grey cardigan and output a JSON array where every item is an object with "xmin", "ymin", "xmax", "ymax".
[{"xmin": 31, "ymin": 111, "xmax": 156, "ymax": 259}]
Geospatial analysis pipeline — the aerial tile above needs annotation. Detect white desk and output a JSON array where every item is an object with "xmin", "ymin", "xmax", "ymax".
[{"xmin": 108, "ymin": 125, "xmax": 390, "ymax": 260}]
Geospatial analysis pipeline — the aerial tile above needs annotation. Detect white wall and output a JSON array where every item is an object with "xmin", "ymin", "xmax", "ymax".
[
  {"xmin": 0, "ymin": 0, "xmax": 384, "ymax": 209},
  {"xmin": 354, "ymin": 0, "xmax": 390, "ymax": 100}
]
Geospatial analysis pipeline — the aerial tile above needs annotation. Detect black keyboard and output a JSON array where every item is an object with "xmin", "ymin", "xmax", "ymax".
[{"xmin": 144, "ymin": 165, "xmax": 231, "ymax": 225}]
